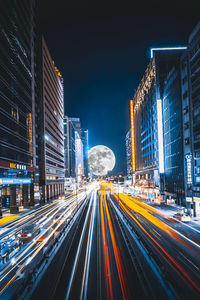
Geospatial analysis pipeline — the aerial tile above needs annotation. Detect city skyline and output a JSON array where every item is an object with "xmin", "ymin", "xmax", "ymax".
[
  {"xmin": 0, "ymin": 2, "xmax": 200, "ymax": 299},
  {"xmin": 38, "ymin": 2, "xmax": 199, "ymax": 173}
]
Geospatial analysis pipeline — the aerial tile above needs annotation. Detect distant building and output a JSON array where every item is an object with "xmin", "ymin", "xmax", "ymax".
[
  {"xmin": 70, "ymin": 118, "xmax": 81, "ymax": 135},
  {"xmin": 64, "ymin": 117, "xmax": 86, "ymax": 180},
  {"xmin": 75, "ymin": 131, "xmax": 84, "ymax": 181},
  {"xmin": 0, "ymin": 0, "xmax": 36, "ymax": 214},
  {"xmin": 180, "ymin": 21, "xmax": 200, "ymax": 216},
  {"xmin": 69, "ymin": 118, "xmax": 83, "ymax": 179},
  {"xmin": 64, "ymin": 116, "xmax": 76, "ymax": 178},
  {"xmin": 125, "ymin": 130, "xmax": 132, "ymax": 179},
  {"xmin": 36, "ymin": 36, "xmax": 65, "ymax": 203},
  {"xmin": 81, "ymin": 129, "xmax": 89, "ymax": 178}
]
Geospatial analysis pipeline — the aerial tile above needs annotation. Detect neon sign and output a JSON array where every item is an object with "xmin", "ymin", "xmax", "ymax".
[
  {"xmin": 185, "ymin": 154, "xmax": 192, "ymax": 184},
  {"xmin": 0, "ymin": 178, "xmax": 32, "ymax": 185},
  {"xmin": 130, "ymin": 100, "xmax": 136, "ymax": 172}
]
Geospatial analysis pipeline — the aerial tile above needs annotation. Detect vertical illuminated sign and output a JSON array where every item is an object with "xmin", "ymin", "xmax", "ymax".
[
  {"xmin": 27, "ymin": 113, "xmax": 33, "ymax": 164},
  {"xmin": 157, "ymin": 100, "xmax": 164, "ymax": 173},
  {"xmin": 185, "ymin": 154, "xmax": 192, "ymax": 184},
  {"xmin": 130, "ymin": 100, "xmax": 136, "ymax": 172}
]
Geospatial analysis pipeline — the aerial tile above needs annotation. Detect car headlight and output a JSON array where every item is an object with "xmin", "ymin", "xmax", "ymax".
[
  {"xmin": 17, "ymin": 234, "xmax": 21, "ymax": 237},
  {"xmin": 27, "ymin": 233, "xmax": 32, "ymax": 237}
]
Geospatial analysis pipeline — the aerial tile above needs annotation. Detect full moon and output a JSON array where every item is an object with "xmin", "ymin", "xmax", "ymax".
[{"xmin": 88, "ymin": 145, "xmax": 115, "ymax": 176}]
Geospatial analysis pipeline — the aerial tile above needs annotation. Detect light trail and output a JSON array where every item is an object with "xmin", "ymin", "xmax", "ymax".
[
  {"xmin": 65, "ymin": 192, "xmax": 93, "ymax": 300},
  {"xmin": 115, "ymin": 192, "xmax": 200, "ymax": 251},
  {"xmin": 81, "ymin": 189, "xmax": 96, "ymax": 299},
  {"xmin": 112, "ymin": 192, "xmax": 200, "ymax": 297},
  {"xmin": 100, "ymin": 191, "xmax": 113, "ymax": 300},
  {"xmin": 0, "ymin": 191, "xmax": 87, "ymax": 296},
  {"xmin": 103, "ymin": 192, "xmax": 130, "ymax": 300}
]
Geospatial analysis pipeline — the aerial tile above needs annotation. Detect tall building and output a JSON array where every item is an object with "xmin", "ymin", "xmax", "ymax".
[
  {"xmin": 133, "ymin": 47, "xmax": 186, "ymax": 201},
  {"xmin": 125, "ymin": 130, "xmax": 132, "ymax": 179},
  {"xmin": 37, "ymin": 36, "xmax": 65, "ymax": 204},
  {"xmin": 75, "ymin": 131, "xmax": 84, "ymax": 181},
  {"xmin": 181, "ymin": 22, "xmax": 200, "ymax": 216},
  {"xmin": 0, "ymin": 0, "xmax": 36, "ymax": 214},
  {"xmin": 64, "ymin": 116, "xmax": 76, "ymax": 178},
  {"xmin": 163, "ymin": 59, "xmax": 185, "ymax": 205},
  {"xmin": 81, "ymin": 129, "xmax": 89, "ymax": 178},
  {"xmin": 63, "ymin": 117, "xmax": 88, "ymax": 181}
]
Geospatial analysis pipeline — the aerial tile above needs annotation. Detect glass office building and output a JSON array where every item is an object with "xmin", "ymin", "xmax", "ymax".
[
  {"xmin": 133, "ymin": 48, "xmax": 186, "ymax": 202},
  {"xmin": 0, "ymin": 0, "xmax": 36, "ymax": 213},
  {"xmin": 64, "ymin": 116, "xmax": 76, "ymax": 178},
  {"xmin": 181, "ymin": 21, "xmax": 200, "ymax": 216},
  {"xmin": 163, "ymin": 62, "xmax": 184, "ymax": 205}
]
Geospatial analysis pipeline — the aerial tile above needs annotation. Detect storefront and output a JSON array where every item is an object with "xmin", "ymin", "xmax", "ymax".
[{"xmin": 0, "ymin": 161, "xmax": 34, "ymax": 214}]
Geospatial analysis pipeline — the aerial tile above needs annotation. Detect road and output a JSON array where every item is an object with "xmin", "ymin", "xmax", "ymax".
[
  {"xmin": 0, "ymin": 185, "xmax": 90, "ymax": 299},
  {"xmin": 110, "ymin": 183, "xmax": 200, "ymax": 299},
  {"xmin": 1, "ymin": 181, "xmax": 200, "ymax": 299}
]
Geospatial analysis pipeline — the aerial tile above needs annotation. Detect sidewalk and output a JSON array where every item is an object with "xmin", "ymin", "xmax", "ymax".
[
  {"xmin": 0, "ymin": 206, "xmax": 35, "ymax": 226},
  {"xmin": 133, "ymin": 194, "xmax": 200, "ymax": 227},
  {"xmin": 0, "ymin": 198, "xmax": 60, "ymax": 227},
  {"xmin": 151, "ymin": 202, "xmax": 200, "ymax": 228}
]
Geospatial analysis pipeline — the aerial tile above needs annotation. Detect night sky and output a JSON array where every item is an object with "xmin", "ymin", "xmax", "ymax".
[{"xmin": 38, "ymin": 1, "xmax": 199, "ymax": 174}]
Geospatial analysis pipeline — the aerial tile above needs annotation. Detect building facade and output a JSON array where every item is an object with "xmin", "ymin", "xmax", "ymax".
[
  {"xmin": 181, "ymin": 22, "xmax": 200, "ymax": 216},
  {"xmin": 69, "ymin": 118, "xmax": 84, "ymax": 180},
  {"xmin": 81, "ymin": 129, "xmax": 89, "ymax": 178},
  {"xmin": 63, "ymin": 116, "xmax": 76, "ymax": 178},
  {"xmin": 163, "ymin": 62, "xmax": 185, "ymax": 205},
  {"xmin": 63, "ymin": 117, "xmax": 88, "ymax": 181},
  {"xmin": 0, "ymin": 0, "xmax": 36, "ymax": 214},
  {"xmin": 75, "ymin": 131, "xmax": 84, "ymax": 181},
  {"xmin": 134, "ymin": 59, "xmax": 159, "ymax": 190},
  {"xmin": 133, "ymin": 48, "xmax": 186, "ymax": 202},
  {"xmin": 37, "ymin": 36, "xmax": 64, "ymax": 204}
]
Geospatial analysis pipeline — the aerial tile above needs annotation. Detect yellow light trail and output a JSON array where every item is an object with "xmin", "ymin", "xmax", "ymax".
[
  {"xmin": 112, "ymin": 192, "xmax": 200, "ymax": 297},
  {"xmin": 130, "ymin": 99, "xmax": 136, "ymax": 172},
  {"xmin": 100, "ymin": 191, "xmax": 113, "ymax": 300},
  {"xmin": 103, "ymin": 192, "xmax": 130, "ymax": 300}
]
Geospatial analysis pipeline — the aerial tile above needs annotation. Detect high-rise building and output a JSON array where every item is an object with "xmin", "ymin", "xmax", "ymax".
[
  {"xmin": 75, "ymin": 131, "xmax": 84, "ymax": 181},
  {"xmin": 81, "ymin": 129, "xmax": 89, "ymax": 178},
  {"xmin": 63, "ymin": 117, "xmax": 88, "ymax": 181},
  {"xmin": 163, "ymin": 59, "xmax": 185, "ymax": 205},
  {"xmin": 0, "ymin": 0, "xmax": 36, "ymax": 214},
  {"xmin": 63, "ymin": 116, "xmax": 76, "ymax": 178},
  {"xmin": 69, "ymin": 118, "xmax": 84, "ymax": 180},
  {"xmin": 181, "ymin": 21, "xmax": 200, "ymax": 216},
  {"xmin": 36, "ymin": 36, "xmax": 64, "ymax": 204},
  {"xmin": 70, "ymin": 117, "xmax": 81, "ymax": 135},
  {"xmin": 133, "ymin": 47, "xmax": 186, "ymax": 201},
  {"xmin": 125, "ymin": 130, "xmax": 132, "ymax": 179}
]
